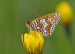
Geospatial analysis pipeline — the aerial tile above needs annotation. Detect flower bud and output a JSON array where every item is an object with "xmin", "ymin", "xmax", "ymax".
[{"xmin": 21, "ymin": 30, "xmax": 44, "ymax": 54}]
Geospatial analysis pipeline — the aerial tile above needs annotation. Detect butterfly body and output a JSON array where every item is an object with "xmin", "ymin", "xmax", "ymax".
[{"xmin": 26, "ymin": 13, "xmax": 61, "ymax": 36}]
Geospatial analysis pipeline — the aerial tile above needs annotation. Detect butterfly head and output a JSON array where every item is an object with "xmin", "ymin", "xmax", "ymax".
[{"xmin": 26, "ymin": 20, "xmax": 32, "ymax": 30}]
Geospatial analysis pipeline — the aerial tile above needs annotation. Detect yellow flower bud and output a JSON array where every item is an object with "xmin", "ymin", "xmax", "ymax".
[
  {"xmin": 56, "ymin": 1, "xmax": 73, "ymax": 24},
  {"xmin": 21, "ymin": 30, "xmax": 44, "ymax": 54}
]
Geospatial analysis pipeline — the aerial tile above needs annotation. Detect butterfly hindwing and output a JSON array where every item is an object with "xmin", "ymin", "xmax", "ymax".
[{"xmin": 26, "ymin": 12, "xmax": 61, "ymax": 36}]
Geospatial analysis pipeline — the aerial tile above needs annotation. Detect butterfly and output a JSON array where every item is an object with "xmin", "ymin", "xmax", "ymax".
[{"xmin": 26, "ymin": 12, "xmax": 61, "ymax": 36}]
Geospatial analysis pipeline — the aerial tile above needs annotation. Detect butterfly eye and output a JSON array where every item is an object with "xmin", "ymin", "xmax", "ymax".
[{"xmin": 26, "ymin": 21, "xmax": 30, "ymax": 25}]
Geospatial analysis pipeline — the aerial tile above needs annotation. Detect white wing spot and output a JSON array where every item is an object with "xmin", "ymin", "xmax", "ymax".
[
  {"xmin": 40, "ymin": 19, "xmax": 48, "ymax": 28},
  {"xmin": 53, "ymin": 13, "xmax": 61, "ymax": 23},
  {"xmin": 50, "ymin": 24, "xmax": 56, "ymax": 35},
  {"xmin": 48, "ymin": 18, "xmax": 54, "ymax": 24},
  {"xmin": 40, "ymin": 19, "xmax": 48, "ymax": 36},
  {"xmin": 37, "ymin": 27, "xmax": 40, "ymax": 29},
  {"xmin": 31, "ymin": 20, "xmax": 38, "ymax": 30}
]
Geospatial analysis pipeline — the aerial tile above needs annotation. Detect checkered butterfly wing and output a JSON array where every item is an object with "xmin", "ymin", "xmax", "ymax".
[{"xmin": 26, "ymin": 13, "xmax": 61, "ymax": 36}]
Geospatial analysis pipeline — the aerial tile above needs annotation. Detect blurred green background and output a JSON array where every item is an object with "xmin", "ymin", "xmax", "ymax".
[{"xmin": 0, "ymin": 0, "xmax": 75, "ymax": 54}]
